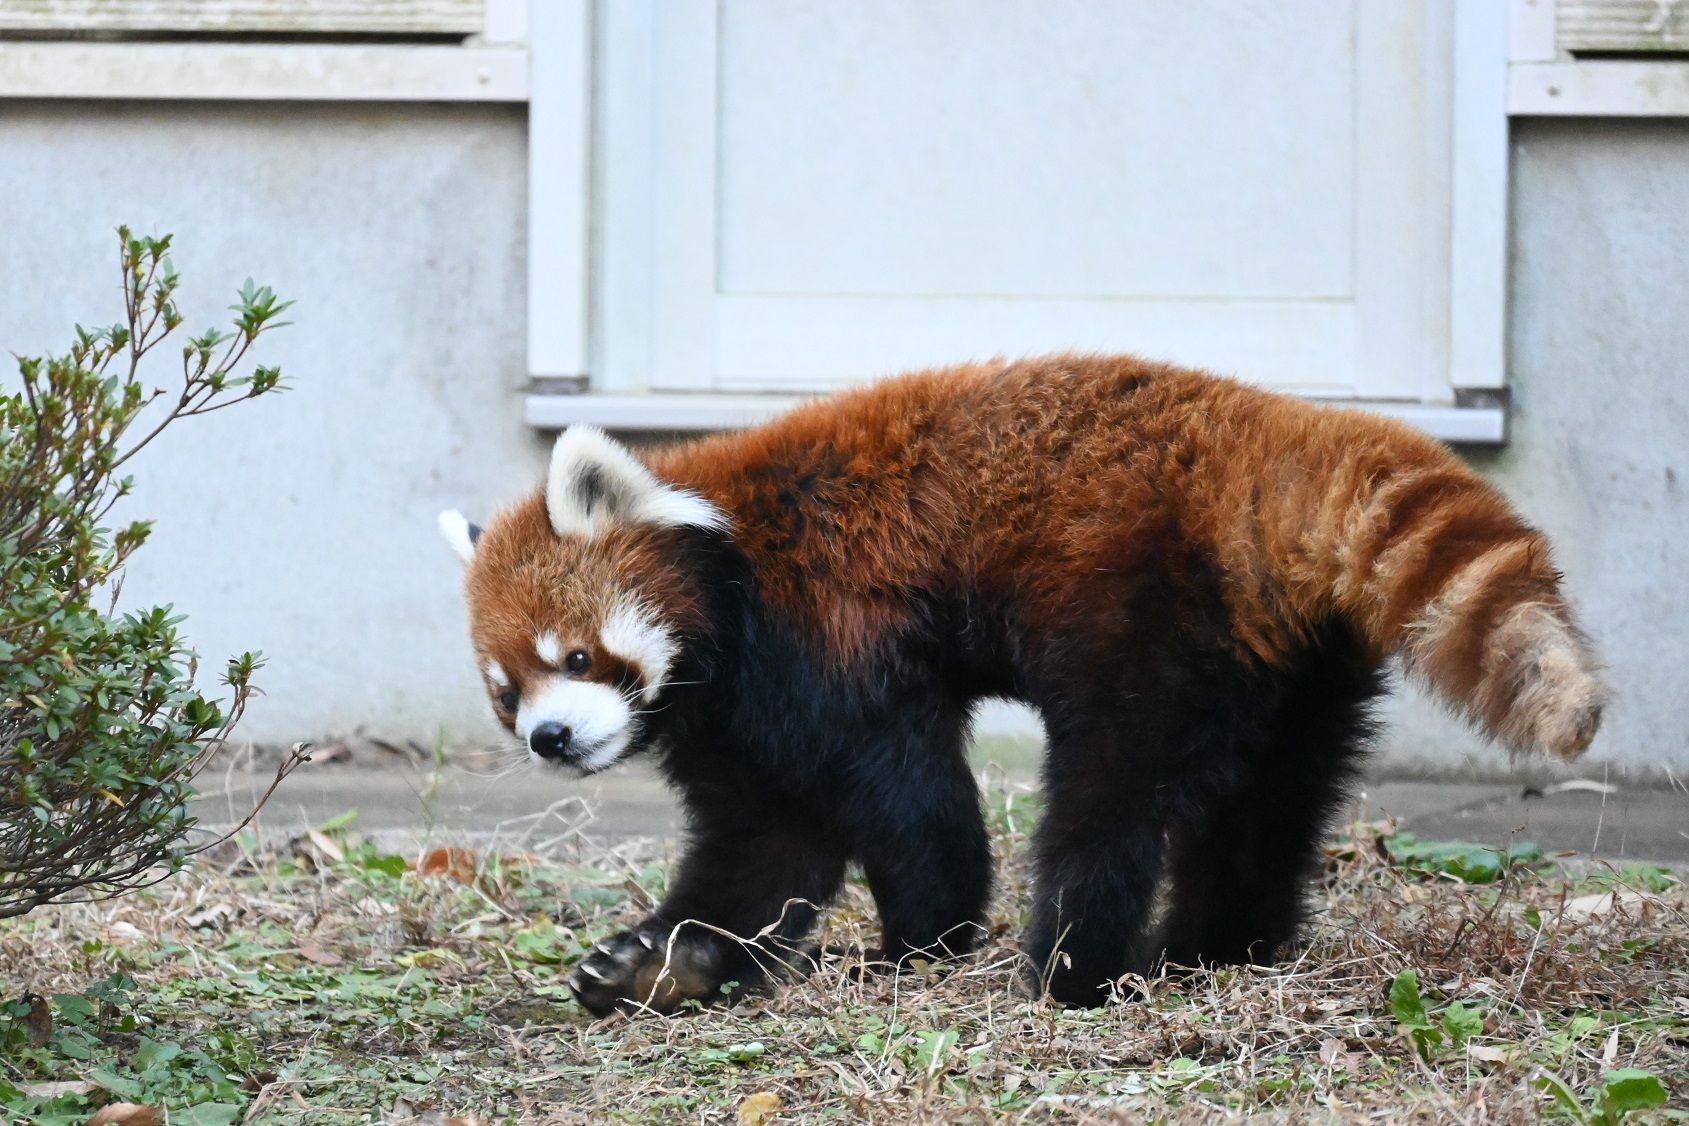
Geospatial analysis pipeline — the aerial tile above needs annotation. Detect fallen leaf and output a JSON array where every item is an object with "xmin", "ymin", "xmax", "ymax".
[
  {"xmin": 306, "ymin": 828, "xmax": 345, "ymax": 863},
  {"xmin": 738, "ymin": 1091, "xmax": 782, "ymax": 1126},
  {"xmin": 296, "ymin": 941, "xmax": 343, "ymax": 966},
  {"xmin": 412, "ymin": 847, "xmax": 479, "ymax": 883},
  {"xmin": 309, "ymin": 740, "xmax": 354, "ymax": 765},
  {"xmin": 1467, "ymin": 1044, "xmax": 1512, "ymax": 1064},
  {"xmin": 1563, "ymin": 889, "xmax": 1663, "ymax": 921},
  {"xmin": 84, "ymin": 1105, "xmax": 164, "ymax": 1126},
  {"xmin": 1318, "ymin": 1037, "xmax": 1361, "ymax": 1072},
  {"xmin": 16, "ymin": 993, "xmax": 53, "ymax": 1046}
]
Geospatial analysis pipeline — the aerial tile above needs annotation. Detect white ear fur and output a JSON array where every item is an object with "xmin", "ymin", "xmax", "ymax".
[
  {"xmin": 437, "ymin": 509, "xmax": 478, "ymax": 564},
  {"xmin": 544, "ymin": 425, "xmax": 729, "ymax": 538}
]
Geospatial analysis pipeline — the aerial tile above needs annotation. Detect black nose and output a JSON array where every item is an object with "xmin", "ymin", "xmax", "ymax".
[{"xmin": 529, "ymin": 722, "xmax": 573, "ymax": 760}]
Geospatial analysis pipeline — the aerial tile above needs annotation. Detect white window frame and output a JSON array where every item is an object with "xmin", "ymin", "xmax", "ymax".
[
  {"xmin": 522, "ymin": 0, "xmax": 1512, "ymax": 444},
  {"xmin": 1510, "ymin": 0, "xmax": 1689, "ymax": 115}
]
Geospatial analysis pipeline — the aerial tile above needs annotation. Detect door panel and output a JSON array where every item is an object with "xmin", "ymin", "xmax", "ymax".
[{"xmin": 598, "ymin": 0, "xmax": 1453, "ymax": 401}]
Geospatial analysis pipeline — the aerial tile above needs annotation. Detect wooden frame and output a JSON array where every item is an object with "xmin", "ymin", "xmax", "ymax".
[
  {"xmin": 0, "ymin": 42, "xmax": 524, "ymax": 100},
  {"xmin": 1556, "ymin": 0, "xmax": 1689, "ymax": 52},
  {"xmin": 0, "ymin": 0, "xmax": 528, "ymax": 101},
  {"xmin": 0, "ymin": 0, "xmax": 484, "ymax": 36},
  {"xmin": 1509, "ymin": 0, "xmax": 1689, "ymax": 116}
]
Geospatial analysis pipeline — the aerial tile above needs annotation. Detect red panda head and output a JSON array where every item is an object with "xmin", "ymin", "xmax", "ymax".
[{"xmin": 439, "ymin": 426, "xmax": 728, "ymax": 773}]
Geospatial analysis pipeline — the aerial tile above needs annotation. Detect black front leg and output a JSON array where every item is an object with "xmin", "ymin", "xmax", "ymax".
[{"xmin": 569, "ymin": 799, "xmax": 847, "ymax": 1016}]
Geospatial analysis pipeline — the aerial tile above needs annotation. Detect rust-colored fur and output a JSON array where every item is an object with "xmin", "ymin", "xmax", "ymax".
[{"xmin": 642, "ymin": 354, "xmax": 1603, "ymax": 759}]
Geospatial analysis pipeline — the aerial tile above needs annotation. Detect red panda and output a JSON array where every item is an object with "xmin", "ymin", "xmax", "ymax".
[{"xmin": 440, "ymin": 353, "xmax": 1606, "ymax": 1013}]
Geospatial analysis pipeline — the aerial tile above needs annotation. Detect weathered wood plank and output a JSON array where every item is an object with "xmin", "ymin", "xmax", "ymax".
[
  {"xmin": 1558, "ymin": 0, "xmax": 1689, "ymax": 52},
  {"xmin": 1510, "ymin": 59, "xmax": 1689, "ymax": 114},
  {"xmin": 0, "ymin": 41, "xmax": 525, "ymax": 100},
  {"xmin": 0, "ymin": 0, "xmax": 483, "ymax": 36}
]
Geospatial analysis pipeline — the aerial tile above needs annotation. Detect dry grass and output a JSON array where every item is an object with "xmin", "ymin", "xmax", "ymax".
[{"xmin": 1, "ymin": 785, "xmax": 1684, "ymax": 1124}]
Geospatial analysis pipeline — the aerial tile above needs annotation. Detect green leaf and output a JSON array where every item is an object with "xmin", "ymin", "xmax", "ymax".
[
  {"xmin": 1600, "ymin": 1068, "xmax": 1668, "ymax": 1120},
  {"xmin": 1389, "ymin": 970, "xmax": 1430, "ymax": 1029},
  {"xmin": 1385, "ymin": 834, "xmax": 1544, "ymax": 882},
  {"xmin": 316, "ymin": 809, "xmax": 359, "ymax": 835},
  {"xmin": 171, "ymin": 1104, "xmax": 243, "ymax": 1126},
  {"xmin": 1440, "ymin": 1001, "xmax": 1484, "ymax": 1048},
  {"xmin": 1533, "ymin": 1070, "xmax": 1585, "ymax": 1118},
  {"xmin": 52, "ymin": 994, "xmax": 97, "ymax": 1024},
  {"xmin": 361, "ymin": 854, "xmax": 407, "ymax": 878},
  {"xmin": 1389, "ymin": 970, "xmax": 1443, "ymax": 1060},
  {"xmin": 910, "ymin": 1028, "xmax": 959, "ymax": 1073},
  {"xmin": 134, "ymin": 1036, "xmax": 182, "ymax": 1073},
  {"xmin": 84, "ymin": 1066, "xmax": 142, "ymax": 1099}
]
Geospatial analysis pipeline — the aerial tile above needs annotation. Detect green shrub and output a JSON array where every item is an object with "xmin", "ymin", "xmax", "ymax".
[{"xmin": 0, "ymin": 228, "xmax": 305, "ymax": 919}]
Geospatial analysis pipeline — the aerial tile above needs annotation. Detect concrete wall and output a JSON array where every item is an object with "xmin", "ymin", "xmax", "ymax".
[
  {"xmin": 1385, "ymin": 119, "xmax": 1689, "ymax": 779},
  {"xmin": 2, "ymin": 105, "xmax": 1683, "ymax": 778},
  {"xmin": 0, "ymin": 102, "xmax": 543, "ymax": 751}
]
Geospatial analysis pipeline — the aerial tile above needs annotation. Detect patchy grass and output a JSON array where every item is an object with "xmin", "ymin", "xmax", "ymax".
[{"xmin": 2, "ymin": 787, "xmax": 1685, "ymax": 1124}]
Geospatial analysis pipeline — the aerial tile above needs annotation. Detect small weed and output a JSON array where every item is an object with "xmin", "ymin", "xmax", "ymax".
[
  {"xmin": 1388, "ymin": 969, "xmax": 1486, "ymax": 1061},
  {"xmin": 1535, "ymin": 1066, "xmax": 1672, "ymax": 1124},
  {"xmin": 1384, "ymin": 832, "xmax": 1546, "ymax": 882}
]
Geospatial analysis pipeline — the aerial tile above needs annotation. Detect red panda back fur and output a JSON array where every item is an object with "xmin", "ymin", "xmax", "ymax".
[{"xmin": 648, "ymin": 353, "xmax": 1604, "ymax": 760}]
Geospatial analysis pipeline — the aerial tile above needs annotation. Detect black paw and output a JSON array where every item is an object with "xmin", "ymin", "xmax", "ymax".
[
  {"xmin": 566, "ymin": 924, "xmax": 723, "ymax": 1017},
  {"xmin": 1020, "ymin": 956, "xmax": 1143, "ymax": 1008}
]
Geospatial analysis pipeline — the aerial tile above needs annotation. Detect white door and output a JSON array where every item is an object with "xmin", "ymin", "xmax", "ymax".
[{"xmin": 595, "ymin": 1, "xmax": 1473, "ymax": 406}]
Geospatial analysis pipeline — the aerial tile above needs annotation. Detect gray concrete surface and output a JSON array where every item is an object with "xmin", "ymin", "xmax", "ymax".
[
  {"xmin": 195, "ymin": 762, "xmax": 1689, "ymax": 867},
  {"xmin": 0, "ymin": 100, "xmax": 542, "ymax": 750}
]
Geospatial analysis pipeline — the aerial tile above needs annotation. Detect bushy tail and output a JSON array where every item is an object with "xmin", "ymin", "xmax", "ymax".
[{"xmin": 1315, "ymin": 430, "xmax": 1608, "ymax": 760}]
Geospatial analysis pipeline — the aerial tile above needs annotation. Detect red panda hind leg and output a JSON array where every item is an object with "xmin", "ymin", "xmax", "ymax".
[
  {"xmin": 1157, "ymin": 623, "xmax": 1382, "ymax": 972},
  {"xmin": 1021, "ymin": 613, "xmax": 1386, "ymax": 1006}
]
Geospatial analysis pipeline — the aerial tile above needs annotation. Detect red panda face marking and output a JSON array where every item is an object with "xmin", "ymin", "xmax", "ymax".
[
  {"xmin": 440, "ymin": 425, "xmax": 726, "ymax": 772},
  {"xmin": 600, "ymin": 599, "xmax": 680, "ymax": 704}
]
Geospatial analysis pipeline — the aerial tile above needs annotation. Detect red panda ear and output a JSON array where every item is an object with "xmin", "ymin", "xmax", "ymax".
[
  {"xmin": 436, "ymin": 509, "xmax": 481, "ymax": 564},
  {"xmin": 545, "ymin": 425, "xmax": 728, "ymax": 539}
]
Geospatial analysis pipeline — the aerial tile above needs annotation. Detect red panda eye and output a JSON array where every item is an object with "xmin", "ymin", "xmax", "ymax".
[
  {"xmin": 565, "ymin": 650, "xmax": 591, "ymax": 675},
  {"xmin": 498, "ymin": 690, "xmax": 518, "ymax": 712}
]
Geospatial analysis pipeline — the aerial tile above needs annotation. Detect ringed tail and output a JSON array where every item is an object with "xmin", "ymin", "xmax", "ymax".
[{"xmin": 1291, "ymin": 414, "xmax": 1608, "ymax": 760}]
